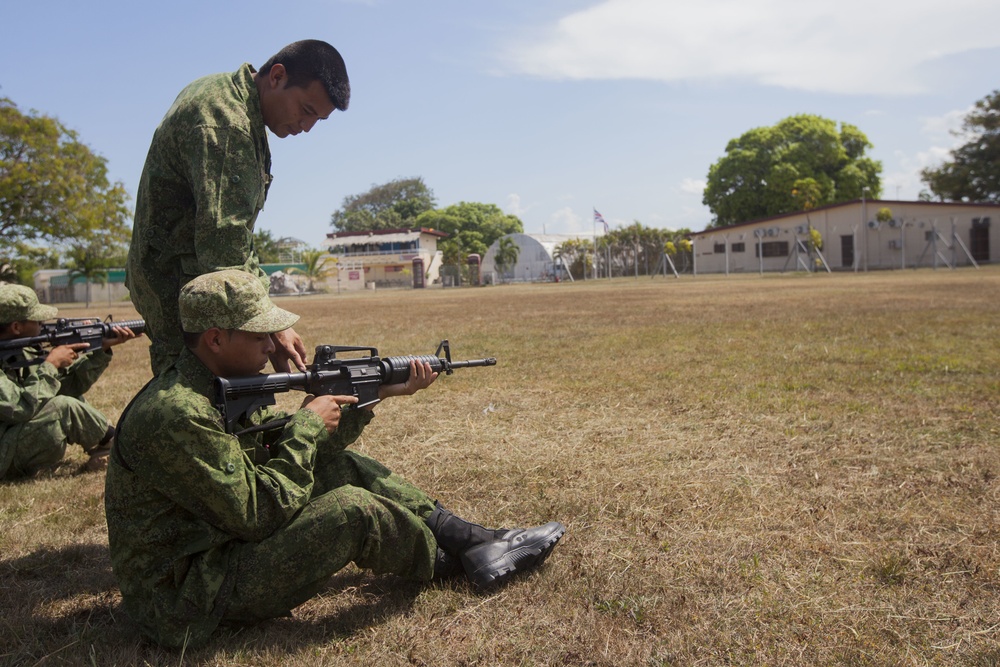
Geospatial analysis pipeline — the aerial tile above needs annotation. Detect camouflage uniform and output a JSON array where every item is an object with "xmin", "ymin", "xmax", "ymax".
[
  {"xmin": 126, "ymin": 64, "xmax": 271, "ymax": 375},
  {"xmin": 0, "ymin": 349, "xmax": 113, "ymax": 478},
  {"xmin": 0, "ymin": 285, "xmax": 114, "ymax": 479},
  {"xmin": 105, "ymin": 271, "xmax": 438, "ymax": 649}
]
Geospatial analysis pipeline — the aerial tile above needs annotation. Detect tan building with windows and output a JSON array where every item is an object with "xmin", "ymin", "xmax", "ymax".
[
  {"xmin": 321, "ymin": 227, "xmax": 448, "ymax": 289},
  {"xmin": 690, "ymin": 200, "xmax": 997, "ymax": 274}
]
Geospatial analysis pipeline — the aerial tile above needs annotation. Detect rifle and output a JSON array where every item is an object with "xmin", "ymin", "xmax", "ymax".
[
  {"xmin": 0, "ymin": 317, "xmax": 146, "ymax": 369},
  {"xmin": 214, "ymin": 339, "xmax": 497, "ymax": 434}
]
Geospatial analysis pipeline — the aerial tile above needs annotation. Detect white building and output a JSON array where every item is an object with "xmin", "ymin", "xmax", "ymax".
[
  {"xmin": 481, "ymin": 233, "xmax": 590, "ymax": 284},
  {"xmin": 690, "ymin": 200, "xmax": 997, "ymax": 274},
  {"xmin": 322, "ymin": 228, "xmax": 448, "ymax": 289}
]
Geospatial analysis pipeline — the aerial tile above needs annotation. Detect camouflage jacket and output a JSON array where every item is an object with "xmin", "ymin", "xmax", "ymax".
[
  {"xmin": 125, "ymin": 64, "xmax": 271, "ymax": 369},
  {"xmin": 0, "ymin": 348, "xmax": 113, "ymax": 474},
  {"xmin": 104, "ymin": 349, "xmax": 372, "ymax": 648}
]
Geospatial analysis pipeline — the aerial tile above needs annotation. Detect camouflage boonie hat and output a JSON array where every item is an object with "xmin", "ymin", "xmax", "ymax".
[
  {"xmin": 179, "ymin": 270, "xmax": 299, "ymax": 333},
  {"xmin": 0, "ymin": 284, "xmax": 58, "ymax": 323}
]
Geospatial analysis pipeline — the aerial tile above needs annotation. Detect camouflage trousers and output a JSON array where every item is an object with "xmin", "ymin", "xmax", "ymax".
[
  {"xmin": 222, "ymin": 449, "xmax": 438, "ymax": 622},
  {"xmin": 0, "ymin": 395, "xmax": 110, "ymax": 479}
]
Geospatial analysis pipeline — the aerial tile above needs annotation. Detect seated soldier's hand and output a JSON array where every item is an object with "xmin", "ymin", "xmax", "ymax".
[
  {"xmin": 301, "ymin": 394, "xmax": 359, "ymax": 433},
  {"xmin": 103, "ymin": 326, "xmax": 139, "ymax": 350},
  {"xmin": 378, "ymin": 359, "xmax": 438, "ymax": 401},
  {"xmin": 46, "ymin": 343, "xmax": 91, "ymax": 369}
]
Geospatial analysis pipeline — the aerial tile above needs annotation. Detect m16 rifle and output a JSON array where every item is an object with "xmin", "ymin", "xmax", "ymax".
[
  {"xmin": 215, "ymin": 340, "xmax": 497, "ymax": 434},
  {"xmin": 0, "ymin": 317, "xmax": 146, "ymax": 369}
]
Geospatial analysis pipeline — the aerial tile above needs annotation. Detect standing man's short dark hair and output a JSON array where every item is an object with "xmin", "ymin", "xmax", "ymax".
[{"xmin": 258, "ymin": 39, "xmax": 351, "ymax": 111}]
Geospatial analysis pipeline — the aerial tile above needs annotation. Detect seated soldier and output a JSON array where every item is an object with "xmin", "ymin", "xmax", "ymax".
[
  {"xmin": 0, "ymin": 285, "xmax": 138, "ymax": 478},
  {"xmin": 104, "ymin": 269, "xmax": 564, "ymax": 649}
]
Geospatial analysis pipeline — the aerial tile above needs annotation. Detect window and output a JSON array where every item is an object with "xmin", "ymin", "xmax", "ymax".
[
  {"xmin": 713, "ymin": 243, "xmax": 726, "ymax": 253},
  {"xmin": 756, "ymin": 241, "xmax": 789, "ymax": 258},
  {"xmin": 731, "ymin": 242, "xmax": 745, "ymax": 253}
]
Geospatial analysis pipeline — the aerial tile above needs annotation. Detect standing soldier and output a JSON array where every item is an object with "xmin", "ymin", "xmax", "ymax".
[{"xmin": 126, "ymin": 39, "xmax": 350, "ymax": 375}]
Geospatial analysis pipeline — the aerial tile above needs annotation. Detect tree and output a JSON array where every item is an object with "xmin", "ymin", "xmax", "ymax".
[
  {"xmin": 492, "ymin": 236, "xmax": 520, "ymax": 283},
  {"xmin": 417, "ymin": 202, "xmax": 522, "ymax": 256},
  {"xmin": 330, "ymin": 177, "xmax": 436, "ymax": 232},
  {"xmin": 254, "ymin": 228, "xmax": 283, "ymax": 264},
  {"xmin": 921, "ymin": 90, "xmax": 1000, "ymax": 203},
  {"xmin": 703, "ymin": 114, "xmax": 882, "ymax": 226},
  {"xmin": 65, "ymin": 241, "xmax": 112, "ymax": 308},
  {"xmin": 287, "ymin": 249, "xmax": 335, "ymax": 292},
  {"xmin": 553, "ymin": 238, "xmax": 594, "ymax": 280},
  {"xmin": 0, "ymin": 98, "xmax": 131, "ymax": 262}
]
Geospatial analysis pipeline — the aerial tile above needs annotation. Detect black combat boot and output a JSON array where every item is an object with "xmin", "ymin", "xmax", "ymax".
[
  {"xmin": 425, "ymin": 502, "xmax": 508, "ymax": 556},
  {"xmin": 425, "ymin": 502, "xmax": 565, "ymax": 590},
  {"xmin": 459, "ymin": 521, "xmax": 565, "ymax": 591}
]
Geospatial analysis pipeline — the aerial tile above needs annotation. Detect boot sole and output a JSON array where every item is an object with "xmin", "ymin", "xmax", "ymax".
[{"xmin": 462, "ymin": 522, "xmax": 565, "ymax": 590}]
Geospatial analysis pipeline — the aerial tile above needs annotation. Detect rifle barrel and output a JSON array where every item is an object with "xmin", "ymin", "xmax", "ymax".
[{"xmin": 447, "ymin": 358, "xmax": 497, "ymax": 369}]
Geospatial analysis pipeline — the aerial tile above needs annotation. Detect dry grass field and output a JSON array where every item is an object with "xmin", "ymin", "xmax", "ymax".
[{"xmin": 1, "ymin": 267, "xmax": 999, "ymax": 666}]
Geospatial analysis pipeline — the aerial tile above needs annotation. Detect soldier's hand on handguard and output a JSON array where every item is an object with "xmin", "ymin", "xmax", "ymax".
[
  {"xmin": 270, "ymin": 327, "xmax": 308, "ymax": 372},
  {"xmin": 378, "ymin": 359, "xmax": 439, "ymax": 402},
  {"xmin": 103, "ymin": 326, "xmax": 140, "ymax": 350},
  {"xmin": 301, "ymin": 394, "xmax": 358, "ymax": 433},
  {"xmin": 45, "ymin": 343, "xmax": 91, "ymax": 370}
]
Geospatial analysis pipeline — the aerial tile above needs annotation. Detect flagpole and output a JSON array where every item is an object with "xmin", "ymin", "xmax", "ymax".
[{"xmin": 592, "ymin": 209, "xmax": 598, "ymax": 280}]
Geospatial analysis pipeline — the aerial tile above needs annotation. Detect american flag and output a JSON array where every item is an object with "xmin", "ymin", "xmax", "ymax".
[{"xmin": 593, "ymin": 208, "xmax": 609, "ymax": 233}]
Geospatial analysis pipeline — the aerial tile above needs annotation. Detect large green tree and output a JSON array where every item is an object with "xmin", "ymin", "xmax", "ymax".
[
  {"xmin": 330, "ymin": 177, "xmax": 436, "ymax": 232},
  {"xmin": 0, "ymin": 98, "xmax": 131, "ymax": 264},
  {"xmin": 703, "ymin": 114, "xmax": 882, "ymax": 227},
  {"xmin": 921, "ymin": 90, "xmax": 1000, "ymax": 203},
  {"xmin": 416, "ymin": 201, "xmax": 523, "ymax": 257}
]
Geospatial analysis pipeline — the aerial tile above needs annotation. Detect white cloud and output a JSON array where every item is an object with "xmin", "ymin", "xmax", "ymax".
[
  {"xmin": 505, "ymin": 193, "xmax": 525, "ymax": 217},
  {"xmin": 549, "ymin": 206, "xmax": 585, "ymax": 234},
  {"xmin": 919, "ymin": 107, "xmax": 973, "ymax": 144},
  {"xmin": 500, "ymin": 0, "xmax": 1000, "ymax": 95},
  {"xmin": 881, "ymin": 107, "xmax": 971, "ymax": 199},
  {"xmin": 680, "ymin": 178, "xmax": 706, "ymax": 195}
]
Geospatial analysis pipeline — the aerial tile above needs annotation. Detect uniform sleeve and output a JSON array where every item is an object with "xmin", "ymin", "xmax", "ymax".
[
  {"xmin": 56, "ymin": 349, "xmax": 113, "ymax": 397},
  {"xmin": 131, "ymin": 401, "xmax": 328, "ymax": 543},
  {"xmin": 0, "ymin": 363, "xmax": 61, "ymax": 424},
  {"xmin": 182, "ymin": 125, "xmax": 266, "ymax": 278}
]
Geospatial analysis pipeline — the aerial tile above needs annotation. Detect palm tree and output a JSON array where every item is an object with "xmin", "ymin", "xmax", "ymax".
[
  {"xmin": 65, "ymin": 242, "xmax": 110, "ymax": 307},
  {"xmin": 493, "ymin": 237, "xmax": 520, "ymax": 284},
  {"xmin": 288, "ymin": 249, "xmax": 335, "ymax": 292}
]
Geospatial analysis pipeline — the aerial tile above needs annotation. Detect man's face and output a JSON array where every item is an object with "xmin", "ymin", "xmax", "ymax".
[
  {"xmin": 214, "ymin": 329, "xmax": 276, "ymax": 377},
  {"xmin": 259, "ymin": 65, "xmax": 336, "ymax": 139},
  {"xmin": 1, "ymin": 320, "xmax": 42, "ymax": 339}
]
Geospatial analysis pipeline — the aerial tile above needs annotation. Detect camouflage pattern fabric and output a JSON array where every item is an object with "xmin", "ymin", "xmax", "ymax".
[
  {"xmin": 0, "ymin": 348, "xmax": 113, "ymax": 478},
  {"xmin": 0, "ymin": 284, "xmax": 58, "ymax": 322},
  {"xmin": 179, "ymin": 269, "xmax": 297, "ymax": 334},
  {"xmin": 105, "ymin": 349, "xmax": 437, "ymax": 649},
  {"xmin": 126, "ymin": 64, "xmax": 272, "ymax": 374}
]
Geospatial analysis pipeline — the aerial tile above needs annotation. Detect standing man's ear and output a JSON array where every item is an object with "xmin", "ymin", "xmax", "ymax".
[{"xmin": 266, "ymin": 63, "xmax": 287, "ymax": 89}]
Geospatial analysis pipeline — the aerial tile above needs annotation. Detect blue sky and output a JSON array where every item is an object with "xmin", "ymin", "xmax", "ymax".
[{"xmin": 3, "ymin": 0, "xmax": 998, "ymax": 245}]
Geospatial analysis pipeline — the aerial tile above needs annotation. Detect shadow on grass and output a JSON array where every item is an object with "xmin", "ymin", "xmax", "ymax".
[{"xmin": 0, "ymin": 543, "xmax": 425, "ymax": 665}]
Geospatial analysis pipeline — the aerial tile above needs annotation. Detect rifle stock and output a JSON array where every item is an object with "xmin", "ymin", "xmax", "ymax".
[{"xmin": 214, "ymin": 340, "xmax": 496, "ymax": 434}]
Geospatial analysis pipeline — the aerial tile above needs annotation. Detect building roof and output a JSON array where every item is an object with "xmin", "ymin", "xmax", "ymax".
[
  {"xmin": 692, "ymin": 199, "xmax": 1000, "ymax": 237},
  {"xmin": 323, "ymin": 227, "xmax": 449, "ymax": 247}
]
